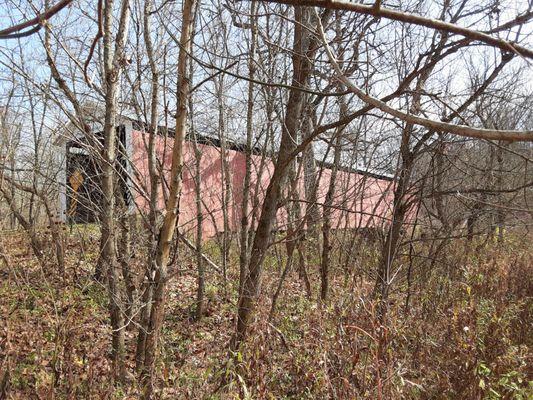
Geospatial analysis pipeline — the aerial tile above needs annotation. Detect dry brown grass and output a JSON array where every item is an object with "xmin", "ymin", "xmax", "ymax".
[{"xmin": 1, "ymin": 229, "xmax": 531, "ymax": 399}]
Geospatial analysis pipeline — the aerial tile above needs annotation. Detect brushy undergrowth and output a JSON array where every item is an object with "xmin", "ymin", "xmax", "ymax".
[{"xmin": 0, "ymin": 229, "xmax": 531, "ymax": 399}]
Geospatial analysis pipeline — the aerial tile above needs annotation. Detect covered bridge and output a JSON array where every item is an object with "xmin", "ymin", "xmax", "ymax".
[{"xmin": 56, "ymin": 118, "xmax": 395, "ymax": 239}]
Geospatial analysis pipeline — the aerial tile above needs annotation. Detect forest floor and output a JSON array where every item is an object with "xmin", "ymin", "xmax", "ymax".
[{"xmin": 0, "ymin": 226, "xmax": 531, "ymax": 399}]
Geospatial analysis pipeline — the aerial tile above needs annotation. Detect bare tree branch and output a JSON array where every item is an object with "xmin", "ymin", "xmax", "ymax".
[
  {"xmin": 314, "ymin": 10, "xmax": 533, "ymax": 142},
  {"xmin": 0, "ymin": 0, "xmax": 73, "ymax": 39},
  {"xmin": 263, "ymin": 0, "xmax": 533, "ymax": 59}
]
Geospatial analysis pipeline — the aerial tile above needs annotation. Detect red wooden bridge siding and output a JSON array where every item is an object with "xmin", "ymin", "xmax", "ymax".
[{"xmin": 131, "ymin": 129, "xmax": 395, "ymax": 240}]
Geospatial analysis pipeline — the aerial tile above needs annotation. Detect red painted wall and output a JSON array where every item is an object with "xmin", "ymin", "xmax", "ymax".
[{"xmin": 131, "ymin": 130, "xmax": 394, "ymax": 240}]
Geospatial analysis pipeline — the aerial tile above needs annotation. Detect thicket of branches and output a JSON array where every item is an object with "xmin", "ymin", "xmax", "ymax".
[{"xmin": 0, "ymin": 0, "xmax": 532, "ymax": 398}]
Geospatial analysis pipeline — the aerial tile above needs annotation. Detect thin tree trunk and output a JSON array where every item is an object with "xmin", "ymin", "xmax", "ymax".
[
  {"xmin": 238, "ymin": 0, "xmax": 257, "ymax": 297},
  {"xmin": 232, "ymin": 7, "xmax": 331, "ymax": 350},
  {"xmin": 319, "ymin": 53, "xmax": 345, "ymax": 302},
  {"xmin": 320, "ymin": 134, "xmax": 341, "ymax": 303},
  {"xmin": 100, "ymin": 0, "xmax": 131, "ymax": 383},
  {"xmin": 373, "ymin": 45, "xmax": 438, "ymax": 320},
  {"xmin": 191, "ymin": 96, "xmax": 205, "ymax": 320},
  {"xmin": 216, "ymin": 75, "xmax": 231, "ymax": 288},
  {"xmin": 136, "ymin": 0, "xmax": 161, "ymax": 370},
  {"xmin": 374, "ymin": 124, "xmax": 413, "ymax": 319},
  {"xmin": 269, "ymin": 161, "xmax": 300, "ymax": 320},
  {"xmin": 117, "ymin": 193, "xmax": 135, "ymax": 329},
  {"xmin": 496, "ymin": 141, "xmax": 506, "ymax": 243},
  {"xmin": 301, "ymin": 104, "xmax": 321, "ymax": 241},
  {"xmin": 140, "ymin": 0, "xmax": 197, "ymax": 396},
  {"xmin": 296, "ymin": 244, "xmax": 312, "ymax": 297}
]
